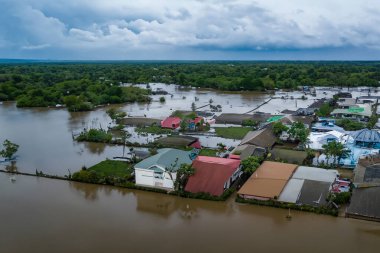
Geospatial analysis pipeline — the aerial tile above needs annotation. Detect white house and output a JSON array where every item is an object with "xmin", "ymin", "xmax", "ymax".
[{"xmin": 134, "ymin": 148, "xmax": 196, "ymax": 190}]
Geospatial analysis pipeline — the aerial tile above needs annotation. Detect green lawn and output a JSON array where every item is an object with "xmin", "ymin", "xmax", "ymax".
[
  {"xmin": 214, "ymin": 127, "xmax": 251, "ymax": 139},
  {"xmin": 199, "ymin": 148, "xmax": 218, "ymax": 157},
  {"xmin": 88, "ymin": 160, "xmax": 133, "ymax": 178},
  {"xmin": 135, "ymin": 125, "xmax": 173, "ymax": 135}
]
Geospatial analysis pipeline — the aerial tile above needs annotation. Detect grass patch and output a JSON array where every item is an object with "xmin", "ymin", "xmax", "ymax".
[
  {"xmin": 135, "ymin": 125, "xmax": 173, "ymax": 135},
  {"xmin": 199, "ymin": 148, "xmax": 218, "ymax": 157},
  {"xmin": 214, "ymin": 127, "xmax": 251, "ymax": 139},
  {"xmin": 88, "ymin": 160, "xmax": 133, "ymax": 178}
]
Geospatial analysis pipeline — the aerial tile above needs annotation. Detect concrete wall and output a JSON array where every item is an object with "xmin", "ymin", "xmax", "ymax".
[{"xmin": 135, "ymin": 167, "xmax": 176, "ymax": 190}]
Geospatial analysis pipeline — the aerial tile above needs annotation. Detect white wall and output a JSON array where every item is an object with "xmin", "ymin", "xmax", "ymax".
[{"xmin": 135, "ymin": 167, "xmax": 176, "ymax": 190}]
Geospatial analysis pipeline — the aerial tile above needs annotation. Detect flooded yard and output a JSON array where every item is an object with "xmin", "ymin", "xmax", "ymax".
[{"xmin": 0, "ymin": 84, "xmax": 378, "ymax": 176}]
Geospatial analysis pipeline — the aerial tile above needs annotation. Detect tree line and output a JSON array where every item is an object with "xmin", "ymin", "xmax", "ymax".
[{"xmin": 0, "ymin": 61, "xmax": 379, "ymax": 109}]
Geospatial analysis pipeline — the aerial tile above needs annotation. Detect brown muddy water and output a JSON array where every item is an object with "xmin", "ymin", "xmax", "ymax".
[
  {"xmin": 1, "ymin": 85, "xmax": 380, "ymax": 253},
  {"xmin": 1, "ymin": 173, "xmax": 380, "ymax": 253}
]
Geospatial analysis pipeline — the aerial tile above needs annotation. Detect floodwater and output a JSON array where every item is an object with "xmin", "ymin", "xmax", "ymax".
[
  {"xmin": 0, "ymin": 84, "xmax": 377, "ymax": 176},
  {"xmin": 1, "ymin": 173, "xmax": 380, "ymax": 253},
  {"xmin": 1, "ymin": 85, "xmax": 380, "ymax": 253}
]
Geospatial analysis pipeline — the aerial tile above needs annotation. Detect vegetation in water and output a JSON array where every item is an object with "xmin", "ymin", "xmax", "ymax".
[
  {"xmin": 1, "ymin": 62, "xmax": 379, "ymax": 106},
  {"xmin": 0, "ymin": 139, "xmax": 19, "ymax": 159},
  {"xmin": 76, "ymin": 129, "xmax": 113, "ymax": 143}
]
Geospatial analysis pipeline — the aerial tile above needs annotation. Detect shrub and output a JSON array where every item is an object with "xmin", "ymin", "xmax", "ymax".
[{"xmin": 76, "ymin": 129, "xmax": 113, "ymax": 143}]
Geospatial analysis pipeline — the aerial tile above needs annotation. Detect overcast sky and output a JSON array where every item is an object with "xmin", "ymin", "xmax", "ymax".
[{"xmin": 1, "ymin": 0, "xmax": 380, "ymax": 60}]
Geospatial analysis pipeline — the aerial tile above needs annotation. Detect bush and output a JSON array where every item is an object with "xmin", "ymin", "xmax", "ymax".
[
  {"xmin": 335, "ymin": 119, "xmax": 365, "ymax": 131},
  {"xmin": 76, "ymin": 129, "xmax": 113, "ymax": 143},
  {"xmin": 329, "ymin": 192, "xmax": 352, "ymax": 205}
]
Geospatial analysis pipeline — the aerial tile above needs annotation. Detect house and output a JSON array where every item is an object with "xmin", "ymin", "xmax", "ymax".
[
  {"xmin": 331, "ymin": 104, "xmax": 372, "ymax": 122},
  {"xmin": 351, "ymin": 128, "xmax": 380, "ymax": 149},
  {"xmin": 185, "ymin": 156, "xmax": 241, "ymax": 196},
  {"xmin": 311, "ymin": 122, "xmax": 344, "ymax": 133},
  {"xmin": 188, "ymin": 116, "xmax": 204, "ymax": 131},
  {"xmin": 161, "ymin": 117, "xmax": 181, "ymax": 129},
  {"xmin": 346, "ymin": 187, "xmax": 380, "ymax": 222},
  {"xmin": 278, "ymin": 166, "xmax": 338, "ymax": 206},
  {"xmin": 155, "ymin": 136, "xmax": 202, "ymax": 149},
  {"xmin": 134, "ymin": 148, "xmax": 197, "ymax": 190},
  {"xmin": 237, "ymin": 161, "xmax": 298, "ymax": 200},
  {"xmin": 337, "ymin": 98, "xmax": 357, "ymax": 109},
  {"xmin": 353, "ymin": 154, "xmax": 380, "ymax": 187},
  {"xmin": 307, "ymin": 130, "xmax": 347, "ymax": 150},
  {"xmin": 356, "ymin": 96, "xmax": 380, "ymax": 104},
  {"xmin": 240, "ymin": 127, "xmax": 277, "ymax": 150},
  {"xmin": 230, "ymin": 144, "xmax": 266, "ymax": 160}
]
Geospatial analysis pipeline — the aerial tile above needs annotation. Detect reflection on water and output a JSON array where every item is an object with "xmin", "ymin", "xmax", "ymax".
[{"xmin": 1, "ymin": 174, "xmax": 380, "ymax": 253}]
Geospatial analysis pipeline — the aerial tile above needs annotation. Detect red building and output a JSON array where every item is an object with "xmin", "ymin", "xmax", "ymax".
[
  {"xmin": 161, "ymin": 117, "xmax": 181, "ymax": 129},
  {"xmin": 185, "ymin": 156, "xmax": 241, "ymax": 196}
]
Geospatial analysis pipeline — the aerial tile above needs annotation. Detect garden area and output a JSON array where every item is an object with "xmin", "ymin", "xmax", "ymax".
[{"xmin": 214, "ymin": 127, "xmax": 252, "ymax": 139}]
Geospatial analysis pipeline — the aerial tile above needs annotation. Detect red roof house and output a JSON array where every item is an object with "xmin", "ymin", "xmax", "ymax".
[
  {"xmin": 185, "ymin": 156, "xmax": 241, "ymax": 196},
  {"xmin": 161, "ymin": 117, "xmax": 181, "ymax": 129}
]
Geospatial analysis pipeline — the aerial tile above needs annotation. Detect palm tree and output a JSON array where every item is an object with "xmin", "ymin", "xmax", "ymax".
[{"xmin": 322, "ymin": 141, "xmax": 348, "ymax": 167}]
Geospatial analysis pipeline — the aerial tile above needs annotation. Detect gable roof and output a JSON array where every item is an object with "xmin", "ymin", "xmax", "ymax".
[
  {"xmin": 134, "ymin": 148, "xmax": 194, "ymax": 172},
  {"xmin": 161, "ymin": 117, "xmax": 181, "ymax": 128},
  {"xmin": 185, "ymin": 156, "xmax": 240, "ymax": 196},
  {"xmin": 240, "ymin": 127, "xmax": 276, "ymax": 148}
]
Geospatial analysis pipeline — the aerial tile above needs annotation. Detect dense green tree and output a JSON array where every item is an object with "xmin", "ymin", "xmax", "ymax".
[
  {"xmin": 0, "ymin": 139, "xmax": 19, "ymax": 159},
  {"xmin": 241, "ymin": 156, "xmax": 262, "ymax": 175}
]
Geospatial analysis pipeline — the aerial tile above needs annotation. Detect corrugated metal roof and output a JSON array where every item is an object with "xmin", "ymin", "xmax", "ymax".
[
  {"xmin": 278, "ymin": 178, "xmax": 305, "ymax": 203},
  {"xmin": 292, "ymin": 166, "xmax": 338, "ymax": 183},
  {"xmin": 185, "ymin": 156, "xmax": 240, "ymax": 196},
  {"xmin": 134, "ymin": 148, "xmax": 194, "ymax": 171}
]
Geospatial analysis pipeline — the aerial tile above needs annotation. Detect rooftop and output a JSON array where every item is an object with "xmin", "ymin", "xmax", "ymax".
[
  {"xmin": 134, "ymin": 148, "xmax": 195, "ymax": 172},
  {"xmin": 297, "ymin": 180, "xmax": 331, "ymax": 207},
  {"xmin": 352, "ymin": 129, "xmax": 380, "ymax": 143},
  {"xmin": 347, "ymin": 187, "xmax": 380, "ymax": 221},
  {"xmin": 292, "ymin": 166, "xmax": 339, "ymax": 183},
  {"xmin": 240, "ymin": 127, "xmax": 277, "ymax": 148},
  {"xmin": 237, "ymin": 161, "xmax": 298, "ymax": 199},
  {"xmin": 331, "ymin": 104, "xmax": 372, "ymax": 117},
  {"xmin": 185, "ymin": 156, "xmax": 240, "ymax": 196}
]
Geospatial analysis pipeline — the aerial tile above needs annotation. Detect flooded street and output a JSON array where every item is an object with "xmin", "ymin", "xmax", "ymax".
[{"xmin": 1, "ymin": 173, "xmax": 380, "ymax": 253}]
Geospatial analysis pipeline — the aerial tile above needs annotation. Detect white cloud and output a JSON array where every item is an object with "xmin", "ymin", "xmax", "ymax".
[
  {"xmin": 1, "ymin": 0, "xmax": 380, "ymax": 59},
  {"xmin": 21, "ymin": 43, "xmax": 51, "ymax": 50}
]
